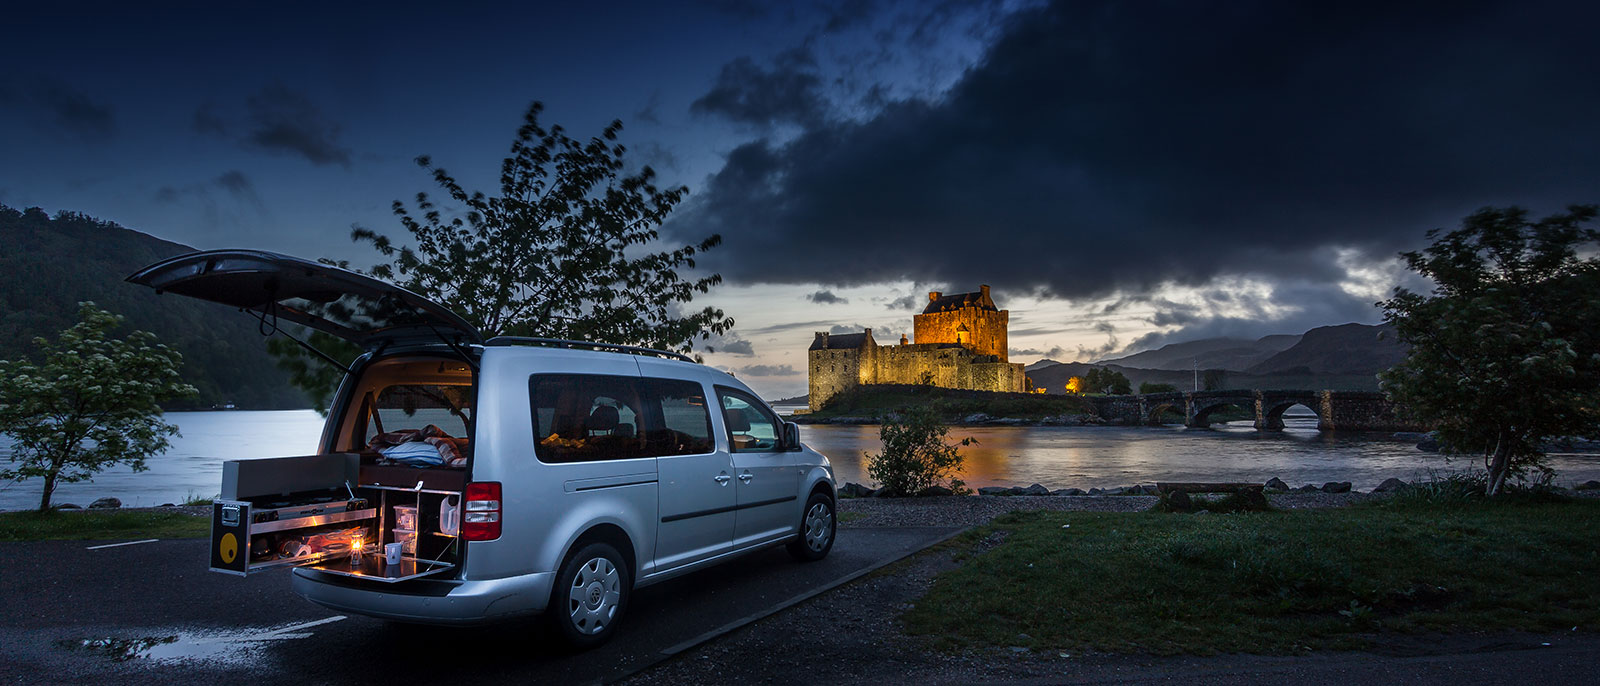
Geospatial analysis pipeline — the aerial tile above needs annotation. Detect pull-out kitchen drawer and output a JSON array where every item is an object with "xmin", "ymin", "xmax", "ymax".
[{"xmin": 210, "ymin": 498, "xmax": 378, "ymax": 576}]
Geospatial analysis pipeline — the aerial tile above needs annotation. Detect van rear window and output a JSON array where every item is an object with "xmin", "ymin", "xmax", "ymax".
[{"xmin": 529, "ymin": 375, "xmax": 714, "ymax": 463}]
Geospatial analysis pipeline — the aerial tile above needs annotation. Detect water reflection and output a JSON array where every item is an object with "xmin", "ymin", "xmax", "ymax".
[{"xmin": 801, "ymin": 418, "xmax": 1600, "ymax": 491}]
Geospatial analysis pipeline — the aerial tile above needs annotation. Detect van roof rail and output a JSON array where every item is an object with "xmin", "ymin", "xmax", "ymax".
[{"xmin": 483, "ymin": 336, "xmax": 697, "ymax": 363}]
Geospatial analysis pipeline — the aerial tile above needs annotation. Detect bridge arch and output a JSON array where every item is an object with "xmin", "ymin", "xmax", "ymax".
[
  {"xmin": 1145, "ymin": 402, "xmax": 1184, "ymax": 425},
  {"xmin": 1259, "ymin": 400, "xmax": 1318, "ymax": 431},
  {"xmin": 1188, "ymin": 398, "xmax": 1252, "ymax": 429}
]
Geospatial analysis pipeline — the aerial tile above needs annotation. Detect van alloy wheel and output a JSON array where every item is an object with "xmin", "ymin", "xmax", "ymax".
[
  {"xmin": 788, "ymin": 492, "xmax": 836, "ymax": 561},
  {"xmin": 568, "ymin": 556, "xmax": 621, "ymax": 635},
  {"xmin": 804, "ymin": 503, "xmax": 833, "ymax": 552}
]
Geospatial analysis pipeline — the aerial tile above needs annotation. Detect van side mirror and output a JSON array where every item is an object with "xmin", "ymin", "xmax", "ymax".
[{"xmin": 783, "ymin": 422, "xmax": 801, "ymax": 451}]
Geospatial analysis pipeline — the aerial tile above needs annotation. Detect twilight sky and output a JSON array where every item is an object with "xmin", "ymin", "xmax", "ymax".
[{"xmin": 3, "ymin": 0, "xmax": 1597, "ymax": 399}]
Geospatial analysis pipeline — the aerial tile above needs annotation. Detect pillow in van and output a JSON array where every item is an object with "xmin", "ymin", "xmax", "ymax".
[{"xmin": 369, "ymin": 425, "xmax": 468, "ymax": 468}]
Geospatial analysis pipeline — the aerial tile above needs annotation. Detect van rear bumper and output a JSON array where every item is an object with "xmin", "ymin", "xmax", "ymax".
[{"xmin": 291, "ymin": 568, "xmax": 554, "ymax": 625}]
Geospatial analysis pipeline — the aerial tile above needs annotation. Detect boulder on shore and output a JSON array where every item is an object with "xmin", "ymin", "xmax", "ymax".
[
  {"xmin": 977, "ymin": 486, "xmax": 1011, "ymax": 496},
  {"xmin": 1576, "ymin": 480, "xmax": 1600, "ymax": 491},
  {"xmin": 962, "ymin": 413, "xmax": 992, "ymax": 424},
  {"xmin": 1321, "ymin": 482, "xmax": 1352, "ymax": 494},
  {"xmin": 917, "ymin": 485, "xmax": 955, "ymax": 497},
  {"xmin": 1296, "ymin": 484, "xmax": 1320, "ymax": 493},
  {"xmin": 88, "ymin": 497, "xmax": 122, "ymax": 509},
  {"xmin": 1373, "ymin": 477, "xmax": 1408, "ymax": 493},
  {"xmin": 839, "ymin": 482, "xmax": 874, "ymax": 498},
  {"xmin": 870, "ymin": 487, "xmax": 899, "ymax": 498},
  {"xmin": 1264, "ymin": 477, "xmax": 1290, "ymax": 491},
  {"xmin": 1052, "ymin": 488, "xmax": 1086, "ymax": 496},
  {"xmin": 1019, "ymin": 483, "xmax": 1051, "ymax": 496},
  {"xmin": 56, "ymin": 503, "xmax": 81, "ymax": 510}
]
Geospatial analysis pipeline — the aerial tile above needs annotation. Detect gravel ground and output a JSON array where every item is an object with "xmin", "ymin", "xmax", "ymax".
[{"xmin": 837, "ymin": 491, "xmax": 1379, "ymax": 528}]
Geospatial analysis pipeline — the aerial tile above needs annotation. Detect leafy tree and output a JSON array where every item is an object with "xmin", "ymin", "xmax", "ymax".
[
  {"xmin": 1083, "ymin": 367, "xmax": 1132, "ymax": 395},
  {"xmin": 0, "ymin": 303, "xmax": 196, "ymax": 512},
  {"xmin": 1202, "ymin": 369, "xmax": 1228, "ymax": 391},
  {"xmin": 272, "ymin": 102, "xmax": 732, "ymax": 404},
  {"xmin": 1139, "ymin": 382, "xmax": 1179, "ymax": 394},
  {"xmin": 865, "ymin": 407, "xmax": 974, "ymax": 496},
  {"xmin": 1380, "ymin": 205, "xmax": 1600, "ymax": 495}
]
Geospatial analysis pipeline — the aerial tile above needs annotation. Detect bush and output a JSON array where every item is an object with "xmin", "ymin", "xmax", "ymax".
[
  {"xmin": 865, "ymin": 407, "xmax": 973, "ymax": 496},
  {"xmin": 1139, "ymin": 382, "xmax": 1179, "ymax": 394}
]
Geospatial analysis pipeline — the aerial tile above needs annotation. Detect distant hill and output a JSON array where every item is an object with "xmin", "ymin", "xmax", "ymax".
[
  {"xmin": 1246, "ymin": 323, "xmax": 1407, "ymax": 375},
  {"xmin": 0, "ymin": 205, "xmax": 306, "ymax": 409},
  {"xmin": 1024, "ymin": 359, "xmax": 1063, "ymax": 372},
  {"xmin": 1097, "ymin": 334, "xmax": 1301, "ymax": 371}
]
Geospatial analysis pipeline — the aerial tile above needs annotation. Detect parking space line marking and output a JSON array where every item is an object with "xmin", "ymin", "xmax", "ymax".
[
  {"xmin": 86, "ymin": 539, "xmax": 158, "ymax": 550},
  {"xmin": 265, "ymin": 616, "xmax": 346, "ymax": 636}
]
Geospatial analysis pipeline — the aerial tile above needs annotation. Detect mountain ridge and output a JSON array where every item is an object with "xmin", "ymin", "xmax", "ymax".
[{"xmin": 0, "ymin": 204, "xmax": 305, "ymax": 409}]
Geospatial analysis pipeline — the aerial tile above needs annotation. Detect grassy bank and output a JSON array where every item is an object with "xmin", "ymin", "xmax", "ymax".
[
  {"xmin": 807, "ymin": 385, "xmax": 1094, "ymax": 421},
  {"xmin": 0, "ymin": 510, "xmax": 210, "ymax": 542},
  {"xmin": 905, "ymin": 497, "xmax": 1600, "ymax": 654}
]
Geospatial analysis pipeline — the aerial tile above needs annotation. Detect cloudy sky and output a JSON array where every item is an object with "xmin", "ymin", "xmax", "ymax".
[{"xmin": 4, "ymin": 0, "xmax": 1597, "ymax": 399}]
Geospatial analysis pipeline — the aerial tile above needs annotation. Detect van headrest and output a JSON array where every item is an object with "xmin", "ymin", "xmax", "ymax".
[
  {"xmin": 725, "ymin": 409, "xmax": 751, "ymax": 432},
  {"xmin": 586, "ymin": 405, "xmax": 620, "ymax": 433}
]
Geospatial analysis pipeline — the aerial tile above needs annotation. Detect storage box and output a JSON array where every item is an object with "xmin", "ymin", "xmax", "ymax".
[
  {"xmin": 393, "ymin": 505, "xmax": 417, "ymax": 531},
  {"xmin": 393, "ymin": 527, "xmax": 417, "ymax": 555}
]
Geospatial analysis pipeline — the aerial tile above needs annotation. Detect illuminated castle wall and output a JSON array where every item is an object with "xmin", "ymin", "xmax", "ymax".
[{"xmin": 807, "ymin": 285, "xmax": 1026, "ymax": 411}]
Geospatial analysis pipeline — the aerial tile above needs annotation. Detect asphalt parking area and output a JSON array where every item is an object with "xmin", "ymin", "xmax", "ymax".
[{"xmin": 0, "ymin": 526, "xmax": 961, "ymax": 685}]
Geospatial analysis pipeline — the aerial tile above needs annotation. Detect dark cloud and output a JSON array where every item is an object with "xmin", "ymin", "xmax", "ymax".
[
  {"xmin": 719, "ymin": 339, "xmax": 756, "ymax": 356},
  {"xmin": 215, "ymin": 170, "xmax": 252, "ymax": 196},
  {"xmin": 691, "ymin": 47, "xmax": 829, "ymax": 128},
  {"xmin": 806, "ymin": 289, "xmax": 849, "ymax": 304},
  {"xmin": 736, "ymin": 363, "xmax": 800, "ymax": 377},
  {"xmin": 822, "ymin": 0, "xmax": 877, "ymax": 32},
  {"xmin": 0, "ymin": 80, "xmax": 115, "ymax": 140},
  {"xmin": 192, "ymin": 103, "xmax": 227, "ymax": 135},
  {"xmin": 886, "ymin": 293, "xmax": 921, "ymax": 310},
  {"xmin": 1076, "ymin": 321, "xmax": 1119, "ymax": 359},
  {"xmin": 676, "ymin": 0, "xmax": 1600, "ymax": 302},
  {"xmin": 150, "ymin": 171, "xmax": 268, "ymax": 225},
  {"xmin": 1011, "ymin": 345, "xmax": 1067, "ymax": 358},
  {"xmin": 242, "ymin": 83, "xmax": 352, "ymax": 167}
]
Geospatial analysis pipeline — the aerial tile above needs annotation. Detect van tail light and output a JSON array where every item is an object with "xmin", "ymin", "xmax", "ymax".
[{"xmin": 462, "ymin": 482, "xmax": 501, "ymax": 541}]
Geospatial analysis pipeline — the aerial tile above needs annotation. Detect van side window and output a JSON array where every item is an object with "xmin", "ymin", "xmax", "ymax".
[
  {"xmin": 530, "ymin": 374, "xmax": 648, "ymax": 463},
  {"xmin": 642, "ymin": 379, "xmax": 714, "ymax": 456},
  {"xmin": 717, "ymin": 388, "xmax": 780, "ymax": 453}
]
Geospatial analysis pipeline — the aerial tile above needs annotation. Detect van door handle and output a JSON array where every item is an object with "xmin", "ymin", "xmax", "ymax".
[
  {"xmin": 714, "ymin": 474, "xmax": 731, "ymax": 484},
  {"xmin": 738, "ymin": 473, "xmax": 753, "ymax": 482}
]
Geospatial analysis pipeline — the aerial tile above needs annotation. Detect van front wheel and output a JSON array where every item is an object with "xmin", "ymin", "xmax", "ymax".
[
  {"xmin": 786, "ymin": 492, "xmax": 835, "ymax": 562},
  {"xmin": 549, "ymin": 542, "xmax": 630, "ymax": 649}
]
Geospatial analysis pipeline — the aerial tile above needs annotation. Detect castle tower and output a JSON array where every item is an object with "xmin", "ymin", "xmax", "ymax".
[{"xmin": 912, "ymin": 284, "xmax": 1009, "ymax": 360}]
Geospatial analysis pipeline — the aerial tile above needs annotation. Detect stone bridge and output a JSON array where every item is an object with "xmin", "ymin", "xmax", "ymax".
[{"xmin": 1090, "ymin": 390, "xmax": 1423, "ymax": 432}]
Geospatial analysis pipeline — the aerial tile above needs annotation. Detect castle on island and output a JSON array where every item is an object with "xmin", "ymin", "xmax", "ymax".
[{"xmin": 807, "ymin": 285, "xmax": 1027, "ymax": 411}]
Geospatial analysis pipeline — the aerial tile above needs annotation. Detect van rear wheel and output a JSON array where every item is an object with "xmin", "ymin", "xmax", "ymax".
[
  {"xmin": 786, "ymin": 492, "xmax": 835, "ymax": 562},
  {"xmin": 548, "ymin": 542, "xmax": 630, "ymax": 649}
]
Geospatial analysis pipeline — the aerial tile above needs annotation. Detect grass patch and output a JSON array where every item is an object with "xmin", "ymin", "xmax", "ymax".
[
  {"xmin": 838, "ymin": 511, "xmax": 868, "ymax": 524},
  {"xmin": 180, "ymin": 492, "xmax": 218, "ymax": 506},
  {"xmin": 904, "ymin": 500, "xmax": 1600, "ymax": 655},
  {"xmin": 0, "ymin": 510, "xmax": 210, "ymax": 542}
]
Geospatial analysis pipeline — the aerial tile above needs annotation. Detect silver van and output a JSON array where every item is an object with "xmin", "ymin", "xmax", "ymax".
[{"xmin": 128, "ymin": 250, "xmax": 837, "ymax": 648}]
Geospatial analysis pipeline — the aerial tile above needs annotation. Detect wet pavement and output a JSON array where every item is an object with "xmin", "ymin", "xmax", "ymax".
[{"xmin": 0, "ymin": 526, "xmax": 961, "ymax": 685}]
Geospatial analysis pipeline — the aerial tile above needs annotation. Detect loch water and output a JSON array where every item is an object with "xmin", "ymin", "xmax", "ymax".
[{"xmin": 3, "ymin": 410, "xmax": 1598, "ymax": 510}]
